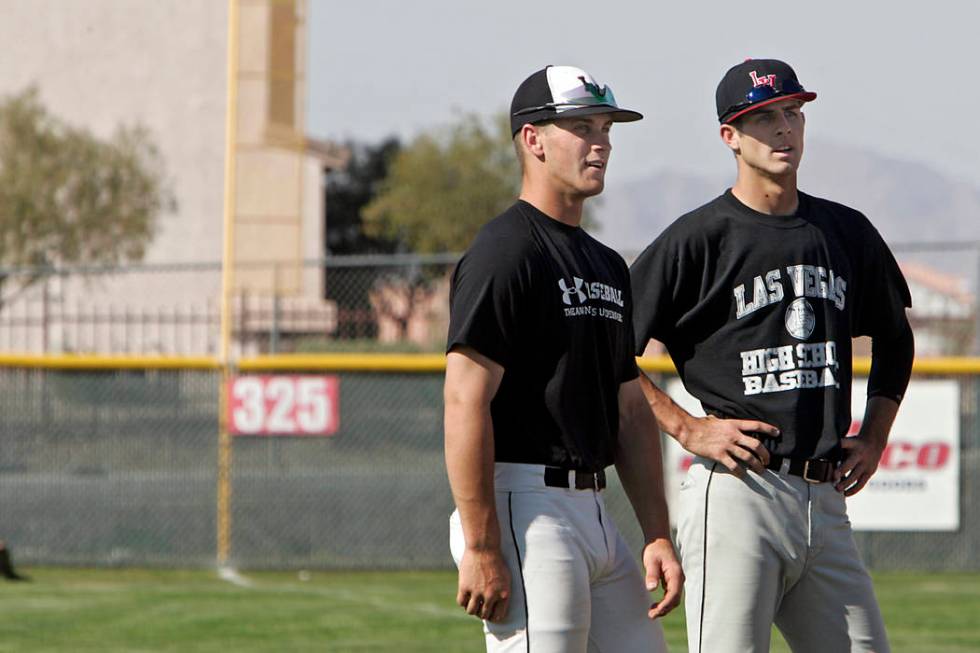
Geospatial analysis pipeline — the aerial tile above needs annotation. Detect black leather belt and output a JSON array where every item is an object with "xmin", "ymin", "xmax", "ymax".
[
  {"xmin": 544, "ymin": 467, "xmax": 606, "ymax": 490},
  {"xmin": 766, "ymin": 455, "xmax": 836, "ymax": 484}
]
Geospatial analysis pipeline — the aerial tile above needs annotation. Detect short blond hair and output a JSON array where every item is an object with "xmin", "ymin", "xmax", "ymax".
[
  {"xmin": 513, "ymin": 122, "xmax": 555, "ymax": 174},
  {"xmin": 512, "ymin": 131, "xmax": 525, "ymax": 174}
]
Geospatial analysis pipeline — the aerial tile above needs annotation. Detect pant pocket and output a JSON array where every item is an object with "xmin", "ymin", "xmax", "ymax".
[{"xmin": 676, "ymin": 462, "xmax": 709, "ymax": 563}]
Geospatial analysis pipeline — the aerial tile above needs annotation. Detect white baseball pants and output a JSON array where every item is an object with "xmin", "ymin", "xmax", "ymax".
[
  {"xmin": 450, "ymin": 462, "xmax": 669, "ymax": 652},
  {"xmin": 677, "ymin": 457, "xmax": 890, "ymax": 653}
]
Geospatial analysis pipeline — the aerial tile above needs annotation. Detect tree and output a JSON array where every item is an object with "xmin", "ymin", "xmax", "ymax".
[
  {"xmin": 321, "ymin": 137, "xmax": 404, "ymax": 341},
  {"xmin": 324, "ymin": 136, "xmax": 402, "ymax": 255},
  {"xmin": 0, "ymin": 88, "xmax": 173, "ymax": 305},
  {"xmin": 347, "ymin": 114, "xmax": 519, "ymax": 346},
  {"xmin": 362, "ymin": 113, "xmax": 519, "ymax": 253},
  {"xmin": 355, "ymin": 113, "xmax": 602, "ymax": 346}
]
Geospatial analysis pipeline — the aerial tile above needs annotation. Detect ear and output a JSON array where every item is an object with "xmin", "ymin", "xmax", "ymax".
[
  {"xmin": 719, "ymin": 123, "xmax": 740, "ymax": 154},
  {"xmin": 522, "ymin": 124, "xmax": 546, "ymax": 159}
]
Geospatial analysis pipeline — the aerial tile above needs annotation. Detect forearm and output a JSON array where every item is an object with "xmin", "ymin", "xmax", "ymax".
[
  {"xmin": 616, "ymin": 380, "xmax": 672, "ymax": 543},
  {"xmin": 616, "ymin": 446, "xmax": 672, "ymax": 544},
  {"xmin": 635, "ymin": 370, "xmax": 779, "ymax": 476},
  {"xmin": 836, "ymin": 395, "xmax": 901, "ymax": 495},
  {"xmin": 638, "ymin": 371, "xmax": 698, "ymax": 447},
  {"xmin": 443, "ymin": 348, "xmax": 511, "ymax": 621},
  {"xmin": 445, "ymin": 400, "xmax": 500, "ymax": 551},
  {"xmin": 857, "ymin": 396, "xmax": 900, "ymax": 451}
]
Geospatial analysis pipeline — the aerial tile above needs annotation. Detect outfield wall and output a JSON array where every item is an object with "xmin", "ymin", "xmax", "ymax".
[{"xmin": 0, "ymin": 354, "xmax": 977, "ymax": 571}]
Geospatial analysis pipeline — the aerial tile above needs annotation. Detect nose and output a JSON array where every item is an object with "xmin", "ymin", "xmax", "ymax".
[
  {"xmin": 594, "ymin": 130, "xmax": 611, "ymax": 151},
  {"xmin": 775, "ymin": 112, "xmax": 792, "ymax": 134}
]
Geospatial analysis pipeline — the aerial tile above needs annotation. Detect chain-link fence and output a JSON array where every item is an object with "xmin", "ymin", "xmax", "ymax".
[
  {"xmin": 0, "ymin": 366, "xmax": 219, "ymax": 567},
  {"xmin": 0, "ymin": 249, "xmax": 978, "ymax": 571},
  {"xmin": 0, "ymin": 254, "xmax": 458, "ymax": 357},
  {"xmin": 0, "ymin": 362, "xmax": 978, "ymax": 571}
]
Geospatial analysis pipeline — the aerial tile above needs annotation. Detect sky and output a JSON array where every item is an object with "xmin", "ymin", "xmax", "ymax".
[{"xmin": 307, "ymin": 0, "xmax": 980, "ymax": 190}]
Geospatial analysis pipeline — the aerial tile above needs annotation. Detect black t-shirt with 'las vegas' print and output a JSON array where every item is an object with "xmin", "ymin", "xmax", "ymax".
[
  {"xmin": 630, "ymin": 189, "xmax": 911, "ymax": 461},
  {"xmin": 447, "ymin": 200, "xmax": 637, "ymax": 473}
]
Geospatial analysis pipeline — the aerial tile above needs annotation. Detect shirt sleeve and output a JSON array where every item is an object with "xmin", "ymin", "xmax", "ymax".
[
  {"xmin": 629, "ymin": 229, "xmax": 685, "ymax": 355},
  {"xmin": 446, "ymin": 236, "xmax": 529, "ymax": 368},
  {"xmin": 852, "ymin": 220, "xmax": 912, "ymax": 339},
  {"xmin": 619, "ymin": 262, "xmax": 640, "ymax": 383},
  {"xmin": 867, "ymin": 319, "xmax": 914, "ymax": 404}
]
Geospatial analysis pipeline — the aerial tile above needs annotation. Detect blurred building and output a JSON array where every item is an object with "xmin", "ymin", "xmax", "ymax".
[
  {"xmin": 0, "ymin": 0, "xmax": 345, "ymax": 354},
  {"xmin": 901, "ymin": 262, "xmax": 974, "ymax": 356},
  {"xmin": 849, "ymin": 262, "xmax": 973, "ymax": 357}
]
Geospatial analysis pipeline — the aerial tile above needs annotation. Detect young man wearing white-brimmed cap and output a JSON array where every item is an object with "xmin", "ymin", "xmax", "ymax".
[{"xmin": 445, "ymin": 64, "xmax": 683, "ymax": 652}]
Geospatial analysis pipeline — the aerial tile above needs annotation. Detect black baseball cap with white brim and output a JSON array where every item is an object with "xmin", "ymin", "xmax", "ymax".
[
  {"xmin": 716, "ymin": 58, "xmax": 817, "ymax": 124},
  {"xmin": 510, "ymin": 65, "xmax": 643, "ymax": 136}
]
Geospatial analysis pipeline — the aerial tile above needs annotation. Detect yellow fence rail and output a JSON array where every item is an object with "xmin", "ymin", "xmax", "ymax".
[{"xmin": 0, "ymin": 353, "xmax": 975, "ymax": 376}]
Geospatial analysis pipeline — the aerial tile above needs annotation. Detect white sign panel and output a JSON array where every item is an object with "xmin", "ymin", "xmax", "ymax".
[
  {"xmin": 661, "ymin": 379, "xmax": 959, "ymax": 531},
  {"xmin": 846, "ymin": 378, "xmax": 959, "ymax": 531}
]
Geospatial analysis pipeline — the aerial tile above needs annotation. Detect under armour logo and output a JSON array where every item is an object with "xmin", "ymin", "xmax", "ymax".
[
  {"xmin": 749, "ymin": 71, "xmax": 776, "ymax": 88},
  {"xmin": 578, "ymin": 76, "xmax": 608, "ymax": 100},
  {"xmin": 559, "ymin": 277, "xmax": 587, "ymax": 305}
]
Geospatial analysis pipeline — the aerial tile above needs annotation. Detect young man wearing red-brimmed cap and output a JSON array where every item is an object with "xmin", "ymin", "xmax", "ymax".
[
  {"xmin": 444, "ymin": 65, "xmax": 682, "ymax": 651},
  {"xmin": 630, "ymin": 59, "xmax": 913, "ymax": 652}
]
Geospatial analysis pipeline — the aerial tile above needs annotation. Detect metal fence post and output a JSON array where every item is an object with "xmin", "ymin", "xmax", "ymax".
[
  {"xmin": 41, "ymin": 276, "xmax": 49, "ymax": 353},
  {"xmin": 975, "ymin": 244, "xmax": 980, "ymax": 355},
  {"xmin": 271, "ymin": 263, "xmax": 280, "ymax": 354}
]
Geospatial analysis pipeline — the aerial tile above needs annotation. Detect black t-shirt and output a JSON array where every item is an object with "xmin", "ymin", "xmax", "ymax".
[
  {"xmin": 630, "ymin": 189, "xmax": 911, "ymax": 460},
  {"xmin": 447, "ymin": 200, "xmax": 638, "ymax": 472}
]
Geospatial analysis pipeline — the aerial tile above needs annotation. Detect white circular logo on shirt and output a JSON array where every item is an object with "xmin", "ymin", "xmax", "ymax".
[{"xmin": 785, "ymin": 298, "xmax": 815, "ymax": 340}]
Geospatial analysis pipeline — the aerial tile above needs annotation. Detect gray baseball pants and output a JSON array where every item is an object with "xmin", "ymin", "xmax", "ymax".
[
  {"xmin": 450, "ymin": 462, "xmax": 669, "ymax": 652},
  {"xmin": 677, "ymin": 457, "xmax": 890, "ymax": 653}
]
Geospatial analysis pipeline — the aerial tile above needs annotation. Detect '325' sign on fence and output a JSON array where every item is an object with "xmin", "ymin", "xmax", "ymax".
[{"xmin": 228, "ymin": 375, "xmax": 340, "ymax": 436}]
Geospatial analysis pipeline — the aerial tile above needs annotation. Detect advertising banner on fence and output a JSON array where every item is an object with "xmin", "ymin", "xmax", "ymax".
[
  {"xmin": 662, "ymin": 378, "xmax": 959, "ymax": 531},
  {"xmin": 228, "ymin": 375, "xmax": 340, "ymax": 436}
]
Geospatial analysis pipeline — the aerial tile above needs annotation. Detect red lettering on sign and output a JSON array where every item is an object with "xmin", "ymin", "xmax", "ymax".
[
  {"xmin": 880, "ymin": 442, "xmax": 916, "ymax": 469},
  {"xmin": 916, "ymin": 443, "xmax": 950, "ymax": 470},
  {"xmin": 878, "ymin": 441, "xmax": 950, "ymax": 471}
]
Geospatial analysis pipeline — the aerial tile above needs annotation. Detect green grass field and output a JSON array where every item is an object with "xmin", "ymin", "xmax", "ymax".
[{"xmin": 0, "ymin": 568, "xmax": 977, "ymax": 652}]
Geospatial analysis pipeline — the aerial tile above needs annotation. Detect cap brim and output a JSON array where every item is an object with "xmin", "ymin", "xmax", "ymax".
[
  {"xmin": 721, "ymin": 91, "xmax": 817, "ymax": 124},
  {"xmin": 558, "ymin": 105, "xmax": 643, "ymax": 123},
  {"xmin": 512, "ymin": 105, "xmax": 643, "ymax": 135}
]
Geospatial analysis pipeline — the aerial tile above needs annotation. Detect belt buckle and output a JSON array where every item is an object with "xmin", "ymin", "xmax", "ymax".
[
  {"xmin": 573, "ymin": 470, "xmax": 605, "ymax": 490},
  {"xmin": 802, "ymin": 459, "xmax": 827, "ymax": 484}
]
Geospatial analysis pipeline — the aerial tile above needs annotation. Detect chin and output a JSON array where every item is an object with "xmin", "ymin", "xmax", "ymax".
[
  {"xmin": 581, "ymin": 175, "xmax": 605, "ymax": 192},
  {"xmin": 774, "ymin": 154, "xmax": 802, "ymax": 171},
  {"xmin": 766, "ymin": 161, "xmax": 798, "ymax": 177}
]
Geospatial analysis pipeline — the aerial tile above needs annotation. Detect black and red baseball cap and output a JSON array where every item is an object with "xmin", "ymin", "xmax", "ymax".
[
  {"xmin": 716, "ymin": 59, "xmax": 817, "ymax": 124},
  {"xmin": 510, "ymin": 65, "xmax": 643, "ymax": 136}
]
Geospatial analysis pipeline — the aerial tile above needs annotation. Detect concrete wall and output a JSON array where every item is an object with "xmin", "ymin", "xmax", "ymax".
[
  {"xmin": 0, "ymin": 0, "xmax": 331, "ymax": 354},
  {"xmin": 0, "ymin": 0, "xmax": 228, "ymax": 267}
]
